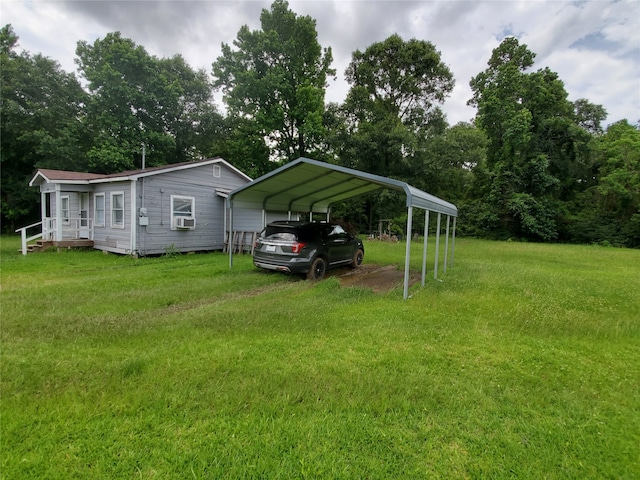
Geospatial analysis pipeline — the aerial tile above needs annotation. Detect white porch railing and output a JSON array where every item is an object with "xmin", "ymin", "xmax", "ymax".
[
  {"xmin": 15, "ymin": 217, "xmax": 94, "ymax": 255},
  {"xmin": 15, "ymin": 221, "xmax": 45, "ymax": 256}
]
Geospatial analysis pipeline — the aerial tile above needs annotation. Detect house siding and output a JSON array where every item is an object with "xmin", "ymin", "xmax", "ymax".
[
  {"xmin": 93, "ymin": 183, "xmax": 132, "ymax": 254},
  {"xmin": 231, "ymin": 209, "xmax": 293, "ymax": 232},
  {"xmin": 30, "ymin": 159, "xmax": 266, "ymax": 256},
  {"xmin": 135, "ymin": 163, "xmax": 253, "ymax": 255}
]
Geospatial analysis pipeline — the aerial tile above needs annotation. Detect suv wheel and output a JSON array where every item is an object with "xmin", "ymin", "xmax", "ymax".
[
  {"xmin": 351, "ymin": 249, "xmax": 364, "ymax": 268},
  {"xmin": 306, "ymin": 257, "xmax": 326, "ymax": 281}
]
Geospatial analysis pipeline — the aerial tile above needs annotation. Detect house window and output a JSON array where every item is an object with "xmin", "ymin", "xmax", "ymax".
[
  {"xmin": 213, "ymin": 165, "xmax": 221, "ymax": 178},
  {"xmin": 61, "ymin": 196, "xmax": 70, "ymax": 224},
  {"xmin": 171, "ymin": 195, "xmax": 195, "ymax": 230},
  {"xmin": 95, "ymin": 193, "xmax": 105, "ymax": 227},
  {"xmin": 111, "ymin": 192, "xmax": 125, "ymax": 228}
]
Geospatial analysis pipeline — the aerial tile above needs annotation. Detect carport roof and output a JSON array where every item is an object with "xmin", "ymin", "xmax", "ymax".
[{"xmin": 228, "ymin": 157, "xmax": 458, "ymax": 217}]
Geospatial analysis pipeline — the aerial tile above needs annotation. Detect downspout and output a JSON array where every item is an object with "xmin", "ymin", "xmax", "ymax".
[
  {"xmin": 223, "ymin": 196, "xmax": 227, "ymax": 252},
  {"xmin": 228, "ymin": 197, "xmax": 234, "ymax": 268},
  {"xmin": 130, "ymin": 180, "xmax": 137, "ymax": 256}
]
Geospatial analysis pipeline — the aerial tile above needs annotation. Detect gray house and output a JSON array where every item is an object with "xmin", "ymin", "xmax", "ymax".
[{"xmin": 23, "ymin": 158, "xmax": 273, "ymax": 256}]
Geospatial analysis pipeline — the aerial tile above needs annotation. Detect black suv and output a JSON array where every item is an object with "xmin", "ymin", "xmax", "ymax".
[{"xmin": 253, "ymin": 221, "xmax": 364, "ymax": 280}]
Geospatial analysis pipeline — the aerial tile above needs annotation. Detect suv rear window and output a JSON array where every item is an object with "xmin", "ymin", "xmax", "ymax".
[
  {"xmin": 263, "ymin": 228, "xmax": 297, "ymax": 241},
  {"xmin": 263, "ymin": 224, "xmax": 317, "ymax": 242}
]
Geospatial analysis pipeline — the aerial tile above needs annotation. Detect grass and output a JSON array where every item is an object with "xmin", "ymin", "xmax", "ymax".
[{"xmin": 1, "ymin": 235, "xmax": 639, "ymax": 479}]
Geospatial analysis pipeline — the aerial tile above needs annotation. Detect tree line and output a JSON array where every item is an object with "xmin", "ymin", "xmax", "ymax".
[{"xmin": 1, "ymin": 0, "xmax": 638, "ymax": 246}]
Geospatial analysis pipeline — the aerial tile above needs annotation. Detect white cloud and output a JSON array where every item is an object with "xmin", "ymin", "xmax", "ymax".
[{"xmin": 2, "ymin": 0, "xmax": 638, "ymax": 126}]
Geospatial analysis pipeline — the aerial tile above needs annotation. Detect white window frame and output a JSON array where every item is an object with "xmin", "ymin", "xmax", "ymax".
[
  {"xmin": 170, "ymin": 195, "xmax": 195, "ymax": 230},
  {"xmin": 213, "ymin": 165, "xmax": 221, "ymax": 178},
  {"xmin": 111, "ymin": 192, "xmax": 125, "ymax": 229},
  {"xmin": 94, "ymin": 193, "xmax": 105, "ymax": 227},
  {"xmin": 60, "ymin": 196, "xmax": 70, "ymax": 225}
]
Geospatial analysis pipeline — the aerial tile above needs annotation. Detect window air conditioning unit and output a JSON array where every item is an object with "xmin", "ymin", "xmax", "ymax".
[{"xmin": 174, "ymin": 217, "xmax": 196, "ymax": 230}]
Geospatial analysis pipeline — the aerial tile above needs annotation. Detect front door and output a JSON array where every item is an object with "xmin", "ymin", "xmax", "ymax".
[{"xmin": 79, "ymin": 193, "xmax": 90, "ymax": 239}]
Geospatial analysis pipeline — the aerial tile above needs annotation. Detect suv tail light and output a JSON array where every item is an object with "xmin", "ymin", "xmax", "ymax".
[{"xmin": 291, "ymin": 242, "xmax": 306, "ymax": 253}]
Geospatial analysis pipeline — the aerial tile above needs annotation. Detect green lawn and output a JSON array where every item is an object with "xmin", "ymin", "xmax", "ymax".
[{"xmin": 1, "ymin": 235, "xmax": 638, "ymax": 479}]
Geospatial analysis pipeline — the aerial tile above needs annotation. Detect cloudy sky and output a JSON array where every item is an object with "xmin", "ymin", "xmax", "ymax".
[{"xmin": 3, "ymin": 0, "xmax": 639, "ymax": 126}]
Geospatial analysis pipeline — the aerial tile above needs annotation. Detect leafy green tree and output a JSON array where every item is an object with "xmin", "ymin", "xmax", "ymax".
[
  {"xmin": 574, "ymin": 98, "xmax": 607, "ymax": 135},
  {"xmin": 468, "ymin": 37, "xmax": 598, "ymax": 241},
  {"xmin": 336, "ymin": 34, "xmax": 454, "ymax": 231},
  {"xmin": 76, "ymin": 32, "xmax": 221, "ymax": 173},
  {"xmin": 342, "ymin": 34, "xmax": 453, "ymax": 179},
  {"xmin": 213, "ymin": 117, "xmax": 271, "ymax": 179},
  {"xmin": 212, "ymin": 0, "xmax": 335, "ymax": 166},
  {"xmin": 413, "ymin": 122, "xmax": 487, "ymax": 203},
  {"xmin": 1, "ymin": 25, "xmax": 88, "ymax": 230},
  {"xmin": 565, "ymin": 120, "xmax": 640, "ymax": 246},
  {"xmin": 595, "ymin": 121, "xmax": 640, "ymax": 216},
  {"xmin": 594, "ymin": 120, "xmax": 640, "ymax": 245}
]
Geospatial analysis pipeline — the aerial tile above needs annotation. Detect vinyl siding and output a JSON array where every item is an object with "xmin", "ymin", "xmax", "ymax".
[
  {"xmin": 135, "ymin": 163, "xmax": 253, "ymax": 255},
  {"xmin": 92, "ymin": 183, "xmax": 132, "ymax": 254},
  {"xmin": 33, "ymin": 160, "xmax": 260, "ymax": 256}
]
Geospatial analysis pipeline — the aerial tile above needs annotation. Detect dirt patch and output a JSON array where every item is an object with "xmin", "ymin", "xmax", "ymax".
[{"xmin": 327, "ymin": 263, "xmax": 420, "ymax": 293}]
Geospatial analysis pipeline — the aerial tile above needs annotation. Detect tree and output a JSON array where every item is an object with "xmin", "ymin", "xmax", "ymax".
[
  {"xmin": 594, "ymin": 120, "xmax": 640, "ymax": 245},
  {"xmin": 415, "ymin": 122, "xmax": 487, "ymax": 202},
  {"xmin": 76, "ymin": 32, "xmax": 221, "ymax": 173},
  {"xmin": 336, "ymin": 34, "xmax": 454, "ymax": 231},
  {"xmin": 212, "ymin": 0, "xmax": 335, "ymax": 166},
  {"xmin": 574, "ymin": 98, "xmax": 607, "ymax": 135},
  {"xmin": 213, "ymin": 117, "xmax": 271, "ymax": 179},
  {"xmin": 342, "ymin": 34, "xmax": 454, "ymax": 179},
  {"xmin": 1, "ymin": 25, "xmax": 88, "ymax": 230},
  {"xmin": 468, "ymin": 37, "xmax": 599, "ymax": 241}
]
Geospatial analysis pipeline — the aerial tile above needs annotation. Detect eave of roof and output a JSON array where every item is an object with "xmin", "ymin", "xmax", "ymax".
[
  {"xmin": 29, "ymin": 158, "xmax": 252, "ymax": 187},
  {"xmin": 29, "ymin": 170, "xmax": 104, "ymax": 186}
]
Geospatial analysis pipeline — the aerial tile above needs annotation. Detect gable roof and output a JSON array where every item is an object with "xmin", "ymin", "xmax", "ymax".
[
  {"xmin": 229, "ymin": 157, "xmax": 458, "ymax": 217},
  {"xmin": 30, "ymin": 170, "xmax": 105, "ymax": 184},
  {"xmin": 29, "ymin": 158, "xmax": 251, "ymax": 187}
]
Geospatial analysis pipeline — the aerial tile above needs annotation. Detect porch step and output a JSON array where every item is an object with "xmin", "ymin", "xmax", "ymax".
[
  {"xmin": 18, "ymin": 239, "xmax": 93, "ymax": 254},
  {"xmin": 18, "ymin": 240, "xmax": 54, "ymax": 254}
]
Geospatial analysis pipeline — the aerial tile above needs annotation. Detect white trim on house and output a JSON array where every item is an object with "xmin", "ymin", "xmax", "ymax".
[
  {"xmin": 110, "ymin": 191, "xmax": 125, "ymax": 229},
  {"xmin": 28, "ymin": 158, "xmax": 252, "ymax": 187},
  {"xmin": 170, "ymin": 194, "xmax": 196, "ymax": 230},
  {"xmin": 90, "ymin": 158, "xmax": 252, "ymax": 184},
  {"xmin": 94, "ymin": 193, "xmax": 106, "ymax": 227},
  {"xmin": 60, "ymin": 195, "xmax": 70, "ymax": 225},
  {"xmin": 54, "ymin": 185, "xmax": 62, "ymax": 241}
]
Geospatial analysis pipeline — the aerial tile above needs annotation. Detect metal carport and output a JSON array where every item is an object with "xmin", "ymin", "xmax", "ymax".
[{"xmin": 227, "ymin": 157, "xmax": 458, "ymax": 299}]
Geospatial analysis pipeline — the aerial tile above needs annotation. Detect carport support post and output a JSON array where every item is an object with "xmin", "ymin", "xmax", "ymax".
[
  {"xmin": 403, "ymin": 206, "xmax": 413, "ymax": 300},
  {"xmin": 444, "ymin": 215, "xmax": 451, "ymax": 274},
  {"xmin": 434, "ymin": 213, "xmax": 441, "ymax": 279},
  {"xmin": 421, "ymin": 210, "xmax": 430, "ymax": 287},
  {"xmin": 451, "ymin": 217, "xmax": 457, "ymax": 268}
]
